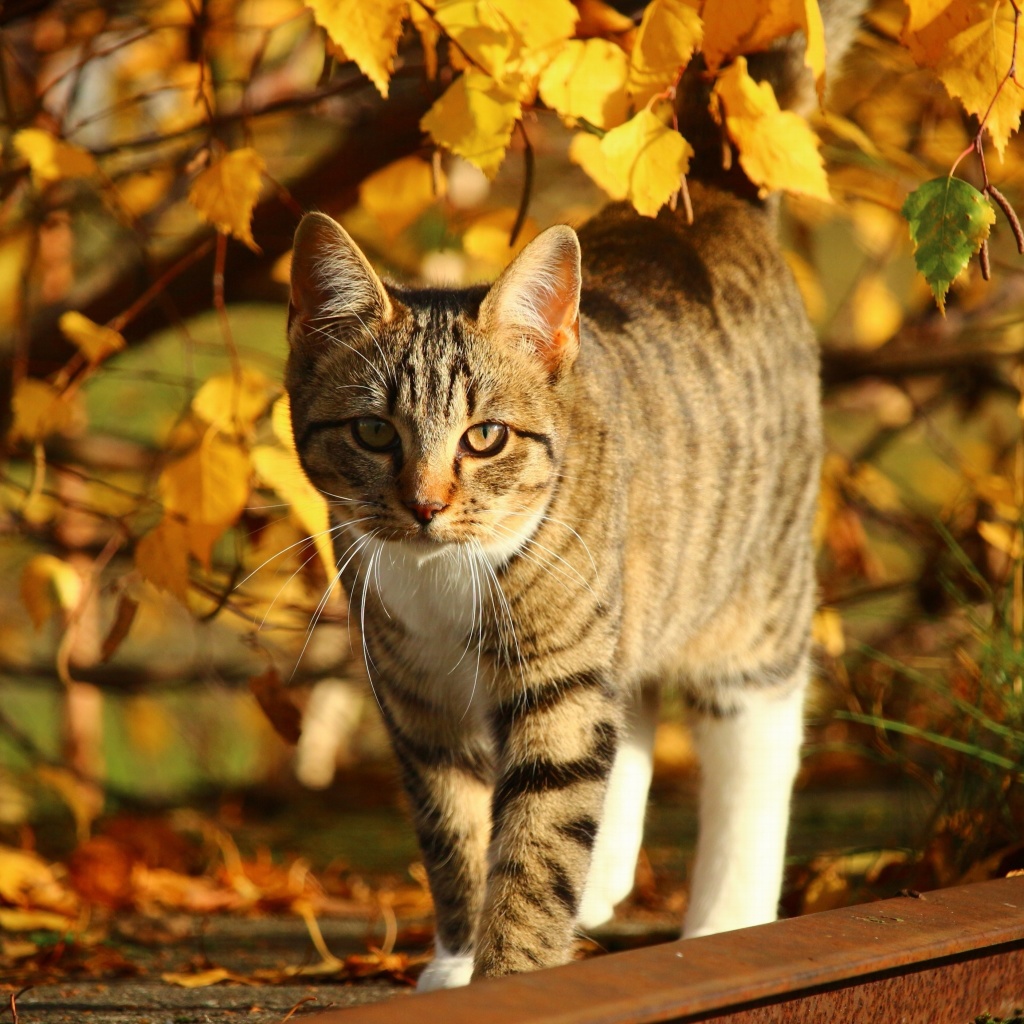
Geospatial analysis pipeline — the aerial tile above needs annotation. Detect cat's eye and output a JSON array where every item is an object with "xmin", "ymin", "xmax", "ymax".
[
  {"xmin": 461, "ymin": 422, "xmax": 508, "ymax": 456},
  {"xmin": 353, "ymin": 417, "xmax": 398, "ymax": 452}
]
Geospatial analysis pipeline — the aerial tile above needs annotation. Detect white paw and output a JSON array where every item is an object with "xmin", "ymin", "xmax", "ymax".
[
  {"xmin": 576, "ymin": 889, "xmax": 616, "ymax": 930},
  {"xmin": 416, "ymin": 952, "xmax": 474, "ymax": 991}
]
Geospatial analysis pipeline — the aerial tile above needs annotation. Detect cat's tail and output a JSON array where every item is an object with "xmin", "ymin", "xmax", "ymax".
[{"xmin": 678, "ymin": 0, "xmax": 869, "ymax": 185}]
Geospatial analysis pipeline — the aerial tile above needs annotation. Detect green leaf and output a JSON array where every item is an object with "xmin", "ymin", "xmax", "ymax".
[{"xmin": 901, "ymin": 176, "xmax": 995, "ymax": 313}]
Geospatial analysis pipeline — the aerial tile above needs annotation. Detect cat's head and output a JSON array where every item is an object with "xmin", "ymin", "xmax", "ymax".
[{"xmin": 285, "ymin": 212, "xmax": 581, "ymax": 560}]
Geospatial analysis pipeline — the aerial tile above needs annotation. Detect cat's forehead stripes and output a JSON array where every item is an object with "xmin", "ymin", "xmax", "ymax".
[{"xmin": 387, "ymin": 295, "xmax": 480, "ymax": 423}]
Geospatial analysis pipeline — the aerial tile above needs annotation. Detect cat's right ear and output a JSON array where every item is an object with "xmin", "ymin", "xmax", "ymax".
[{"xmin": 288, "ymin": 212, "xmax": 391, "ymax": 350}]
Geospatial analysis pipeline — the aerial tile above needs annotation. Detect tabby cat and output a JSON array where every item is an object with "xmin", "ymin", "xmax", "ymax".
[{"xmin": 285, "ymin": 2, "xmax": 862, "ymax": 991}]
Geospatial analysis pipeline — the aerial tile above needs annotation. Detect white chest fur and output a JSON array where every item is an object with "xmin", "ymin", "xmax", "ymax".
[{"xmin": 366, "ymin": 540, "xmax": 495, "ymax": 713}]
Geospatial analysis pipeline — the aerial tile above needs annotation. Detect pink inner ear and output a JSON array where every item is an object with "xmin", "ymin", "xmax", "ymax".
[
  {"xmin": 535, "ymin": 263, "xmax": 580, "ymax": 374},
  {"xmin": 478, "ymin": 225, "xmax": 582, "ymax": 375}
]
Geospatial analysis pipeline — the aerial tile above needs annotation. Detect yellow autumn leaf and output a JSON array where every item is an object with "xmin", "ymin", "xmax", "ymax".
[
  {"xmin": 434, "ymin": 0, "xmax": 522, "ymax": 81},
  {"xmin": 410, "ymin": 2, "xmax": 440, "ymax": 79},
  {"xmin": 191, "ymin": 367, "xmax": 274, "ymax": 435},
  {"xmin": 113, "ymin": 170, "xmax": 174, "ymax": 218},
  {"xmin": 599, "ymin": 110, "xmax": 693, "ymax": 218},
  {"xmin": 252, "ymin": 445, "xmax": 335, "ymax": 583},
  {"xmin": 713, "ymin": 57, "xmax": 830, "ymax": 201},
  {"xmin": 135, "ymin": 516, "xmax": 190, "ymax": 602},
  {"xmin": 491, "ymin": 0, "xmax": 577, "ymax": 51},
  {"xmin": 12, "ymin": 128, "xmax": 97, "ymax": 186},
  {"xmin": 627, "ymin": 0, "xmax": 703, "ymax": 108},
  {"xmin": 359, "ymin": 156, "xmax": 445, "ymax": 238},
  {"xmin": 0, "ymin": 908, "xmax": 78, "ymax": 933},
  {"xmin": 812, "ymin": 607, "xmax": 845, "ymax": 657},
  {"xmin": 159, "ymin": 433, "xmax": 251, "ymax": 527},
  {"xmin": 58, "ymin": 311, "xmax": 125, "ymax": 364},
  {"xmin": 569, "ymin": 132, "xmax": 629, "ymax": 201},
  {"xmin": 188, "ymin": 148, "xmax": 266, "ymax": 252},
  {"xmin": 783, "ymin": 250, "xmax": 826, "ymax": 324},
  {"xmin": 850, "ymin": 274, "xmax": 903, "ymax": 349},
  {"xmin": 462, "ymin": 208, "xmax": 539, "ymax": 268},
  {"xmin": 8, "ymin": 379, "xmax": 75, "ymax": 443},
  {"xmin": 0, "ymin": 845, "xmax": 77, "ymax": 913},
  {"xmin": 271, "ymin": 395, "xmax": 297, "ymax": 449},
  {"xmin": 539, "ymin": 39, "xmax": 630, "ymax": 129},
  {"xmin": 421, "ymin": 71, "xmax": 521, "ymax": 178},
  {"xmin": 702, "ymin": 0, "xmax": 825, "ymax": 93},
  {"xmin": 905, "ymin": 0, "xmax": 958, "ymax": 32},
  {"xmin": 903, "ymin": 0, "xmax": 1021, "ymax": 157},
  {"xmin": 20, "ymin": 555, "xmax": 83, "ymax": 630},
  {"xmin": 163, "ymin": 968, "xmax": 251, "ymax": 988},
  {"xmin": 972, "ymin": 473, "xmax": 1019, "ymax": 520},
  {"xmin": 306, "ymin": 0, "xmax": 407, "ymax": 97},
  {"xmin": 576, "ymin": 0, "xmax": 636, "ymax": 38},
  {"xmin": 979, "ymin": 520, "xmax": 1023, "ymax": 558}
]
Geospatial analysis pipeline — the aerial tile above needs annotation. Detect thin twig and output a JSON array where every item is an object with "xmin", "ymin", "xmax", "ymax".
[
  {"xmin": 9, "ymin": 986, "xmax": 31, "ymax": 1024},
  {"xmin": 107, "ymin": 237, "xmax": 216, "ymax": 334},
  {"xmin": 279, "ymin": 997, "xmax": 318, "ymax": 1024},
  {"xmin": 509, "ymin": 121, "xmax": 534, "ymax": 247}
]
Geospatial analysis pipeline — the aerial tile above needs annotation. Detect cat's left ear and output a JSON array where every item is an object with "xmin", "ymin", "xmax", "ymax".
[{"xmin": 477, "ymin": 225, "xmax": 581, "ymax": 376}]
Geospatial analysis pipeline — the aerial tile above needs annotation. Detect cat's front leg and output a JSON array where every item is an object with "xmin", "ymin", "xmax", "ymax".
[
  {"xmin": 474, "ymin": 671, "xmax": 621, "ymax": 978},
  {"xmin": 376, "ymin": 692, "xmax": 493, "ymax": 991}
]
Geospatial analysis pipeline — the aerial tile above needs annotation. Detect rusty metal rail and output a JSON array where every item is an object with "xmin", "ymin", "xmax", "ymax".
[{"xmin": 307, "ymin": 876, "xmax": 1024, "ymax": 1023}]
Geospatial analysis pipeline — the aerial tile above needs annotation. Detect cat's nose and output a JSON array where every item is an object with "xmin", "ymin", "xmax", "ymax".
[{"xmin": 405, "ymin": 500, "xmax": 448, "ymax": 524}]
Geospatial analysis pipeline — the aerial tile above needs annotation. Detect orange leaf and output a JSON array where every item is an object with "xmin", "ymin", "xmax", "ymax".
[
  {"xmin": 8, "ymin": 378, "xmax": 77, "ymax": 443},
  {"xmin": 712, "ymin": 57, "xmax": 830, "ymax": 200},
  {"xmin": 189, "ymin": 148, "xmax": 266, "ymax": 251},
  {"xmin": 58, "ymin": 311, "xmax": 125, "ymax": 364},
  {"xmin": 13, "ymin": 128, "xmax": 97, "ymax": 186},
  {"xmin": 248, "ymin": 668, "xmax": 303, "ymax": 744}
]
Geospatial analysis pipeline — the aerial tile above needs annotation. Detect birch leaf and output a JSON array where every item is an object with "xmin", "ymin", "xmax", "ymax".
[
  {"xmin": 9, "ymin": 379, "xmax": 76, "ymax": 443},
  {"xmin": 359, "ymin": 156, "xmax": 445, "ymax": 238},
  {"xmin": 20, "ymin": 555, "xmax": 82, "ymax": 629},
  {"xmin": 135, "ymin": 517, "xmax": 190, "ymax": 602},
  {"xmin": 539, "ymin": 39, "xmax": 630, "ymax": 129},
  {"xmin": 713, "ymin": 57, "xmax": 830, "ymax": 200},
  {"xmin": 58, "ymin": 311, "xmax": 125, "ymax": 364},
  {"xmin": 902, "ymin": 0, "xmax": 1022, "ymax": 157},
  {"xmin": 188, "ymin": 148, "xmax": 266, "ymax": 252},
  {"xmin": 569, "ymin": 132, "xmax": 629, "ymax": 201},
  {"xmin": 159, "ymin": 434, "xmax": 251, "ymax": 527},
  {"xmin": 599, "ymin": 110, "xmax": 693, "ymax": 217},
  {"xmin": 191, "ymin": 368, "xmax": 274, "ymax": 435},
  {"xmin": 901, "ymin": 176, "xmax": 995, "ymax": 312},
  {"xmin": 702, "ymin": 0, "xmax": 825, "ymax": 93},
  {"xmin": 251, "ymin": 444, "xmax": 334, "ymax": 583},
  {"xmin": 306, "ymin": 0, "xmax": 407, "ymax": 98},
  {"xmin": 13, "ymin": 128, "xmax": 97, "ymax": 186},
  {"xmin": 420, "ymin": 72, "xmax": 521, "ymax": 178},
  {"xmin": 626, "ymin": 0, "xmax": 703, "ymax": 107}
]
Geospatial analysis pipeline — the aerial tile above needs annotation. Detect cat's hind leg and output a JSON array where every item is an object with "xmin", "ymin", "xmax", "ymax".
[
  {"xmin": 577, "ymin": 686, "xmax": 658, "ymax": 929},
  {"xmin": 682, "ymin": 667, "xmax": 807, "ymax": 938}
]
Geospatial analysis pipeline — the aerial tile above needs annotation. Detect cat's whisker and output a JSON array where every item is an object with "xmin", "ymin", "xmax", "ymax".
[
  {"xmin": 239, "ymin": 515, "xmax": 374, "ymax": 592},
  {"xmin": 505, "ymin": 505, "xmax": 599, "ymax": 576},
  {"xmin": 305, "ymin": 317, "xmax": 387, "ymax": 387},
  {"xmin": 357, "ymin": 535, "xmax": 386, "ymax": 713},
  {"xmin": 482, "ymin": 520, "xmax": 586, "ymax": 594},
  {"xmin": 475, "ymin": 540, "xmax": 527, "ymax": 692},
  {"xmin": 459, "ymin": 546, "xmax": 486, "ymax": 723}
]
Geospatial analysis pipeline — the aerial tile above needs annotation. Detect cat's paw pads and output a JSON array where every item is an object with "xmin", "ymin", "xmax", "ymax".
[{"xmin": 416, "ymin": 953, "xmax": 474, "ymax": 991}]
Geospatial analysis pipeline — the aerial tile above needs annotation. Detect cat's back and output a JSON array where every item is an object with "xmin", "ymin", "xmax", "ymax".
[{"xmin": 566, "ymin": 182, "xmax": 822, "ymax": 683}]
